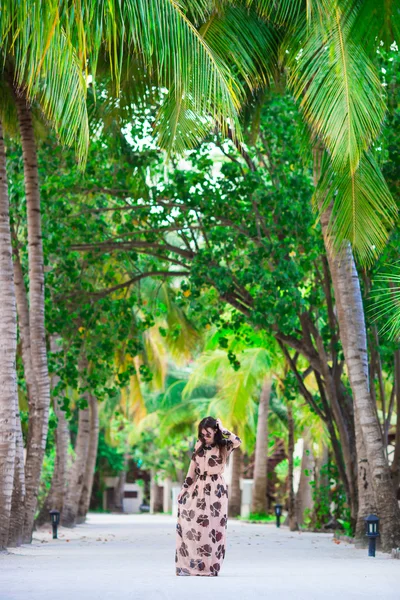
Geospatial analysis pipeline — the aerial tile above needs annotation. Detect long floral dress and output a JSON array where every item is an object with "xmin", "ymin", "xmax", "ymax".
[{"xmin": 175, "ymin": 428, "xmax": 242, "ymax": 576}]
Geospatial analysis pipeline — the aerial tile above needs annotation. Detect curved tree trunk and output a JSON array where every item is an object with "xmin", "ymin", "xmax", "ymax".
[
  {"xmin": 77, "ymin": 392, "xmax": 99, "ymax": 523},
  {"xmin": 313, "ymin": 145, "xmax": 400, "ymax": 551},
  {"xmin": 318, "ymin": 208, "xmax": 400, "ymax": 550},
  {"xmin": 228, "ymin": 446, "xmax": 242, "ymax": 517},
  {"xmin": 250, "ymin": 378, "xmax": 271, "ymax": 514},
  {"xmin": 0, "ymin": 120, "xmax": 18, "ymax": 550},
  {"xmin": 15, "ymin": 94, "xmax": 52, "ymax": 543}
]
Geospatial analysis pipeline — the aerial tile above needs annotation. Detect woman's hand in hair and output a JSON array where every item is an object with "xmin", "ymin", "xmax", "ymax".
[{"xmin": 216, "ymin": 418, "xmax": 225, "ymax": 432}]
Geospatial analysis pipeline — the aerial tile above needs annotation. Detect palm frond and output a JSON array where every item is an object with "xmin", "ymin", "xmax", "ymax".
[
  {"xmin": 1, "ymin": 4, "xmax": 89, "ymax": 162},
  {"xmin": 369, "ymin": 262, "xmax": 400, "ymax": 340},
  {"xmin": 103, "ymin": 0, "xmax": 244, "ymax": 151},
  {"xmin": 289, "ymin": 4, "xmax": 386, "ymax": 175},
  {"xmin": 316, "ymin": 151, "xmax": 397, "ymax": 262},
  {"xmin": 349, "ymin": 0, "xmax": 400, "ymax": 50},
  {"xmin": 202, "ymin": 4, "xmax": 278, "ymax": 90}
]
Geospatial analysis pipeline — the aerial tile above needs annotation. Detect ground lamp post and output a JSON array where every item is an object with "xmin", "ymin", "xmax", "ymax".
[
  {"xmin": 274, "ymin": 503, "xmax": 282, "ymax": 528},
  {"xmin": 50, "ymin": 510, "xmax": 61, "ymax": 539},
  {"xmin": 365, "ymin": 514, "xmax": 379, "ymax": 557}
]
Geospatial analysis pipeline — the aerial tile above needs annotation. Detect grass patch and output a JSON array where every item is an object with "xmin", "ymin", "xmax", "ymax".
[{"xmin": 238, "ymin": 512, "xmax": 277, "ymax": 523}]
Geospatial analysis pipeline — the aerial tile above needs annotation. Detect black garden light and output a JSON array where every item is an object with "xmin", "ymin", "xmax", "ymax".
[
  {"xmin": 49, "ymin": 509, "xmax": 60, "ymax": 539},
  {"xmin": 274, "ymin": 503, "xmax": 282, "ymax": 528},
  {"xmin": 365, "ymin": 514, "xmax": 379, "ymax": 557}
]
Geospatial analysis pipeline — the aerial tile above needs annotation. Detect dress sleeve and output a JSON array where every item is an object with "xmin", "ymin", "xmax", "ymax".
[
  {"xmin": 221, "ymin": 428, "xmax": 242, "ymax": 456},
  {"xmin": 182, "ymin": 439, "xmax": 202, "ymax": 489}
]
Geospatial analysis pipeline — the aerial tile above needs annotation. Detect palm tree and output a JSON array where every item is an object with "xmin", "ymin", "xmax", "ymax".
[{"xmin": 0, "ymin": 120, "xmax": 18, "ymax": 550}]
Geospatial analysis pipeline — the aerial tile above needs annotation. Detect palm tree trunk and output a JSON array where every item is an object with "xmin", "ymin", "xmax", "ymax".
[
  {"xmin": 323, "ymin": 241, "xmax": 400, "ymax": 549},
  {"xmin": 7, "ymin": 412, "xmax": 25, "ymax": 547},
  {"xmin": 0, "ymin": 119, "xmax": 18, "ymax": 550},
  {"xmin": 296, "ymin": 430, "xmax": 315, "ymax": 526},
  {"xmin": 36, "ymin": 336, "xmax": 70, "ymax": 526},
  {"xmin": 314, "ymin": 145, "xmax": 400, "ymax": 551},
  {"xmin": 149, "ymin": 467, "xmax": 163, "ymax": 514},
  {"xmin": 228, "ymin": 447, "xmax": 242, "ymax": 517},
  {"xmin": 250, "ymin": 378, "xmax": 271, "ymax": 514},
  {"xmin": 77, "ymin": 392, "xmax": 99, "ymax": 522},
  {"xmin": 354, "ymin": 404, "xmax": 376, "ymax": 547},
  {"xmin": 36, "ymin": 398, "xmax": 70, "ymax": 526},
  {"xmin": 61, "ymin": 400, "xmax": 90, "ymax": 526},
  {"xmin": 11, "ymin": 229, "xmax": 38, "ymax": 418},
  {"xmin": 390, "ymin": 349, "xmax": 400, "ymax": 494},
  {"xmin": 15, "ymin": 93, "xmax": 52, "ymax": 543},
  {"xmin": 287, "ymin": 402, "xmax": 299, "ymax": 531}
]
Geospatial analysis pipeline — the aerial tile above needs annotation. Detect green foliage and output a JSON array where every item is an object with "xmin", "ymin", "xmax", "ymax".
[{"xmin": 305, "ymin": 461, "xmax": 353, "ymax": 536}]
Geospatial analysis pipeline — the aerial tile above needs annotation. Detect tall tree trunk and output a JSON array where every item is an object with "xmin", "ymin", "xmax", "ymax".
[
  {"xmin": 323, "ymin": 242, "xmax": 400, "ymax": 549},
  {"xmin": 11, "ymin": 230, "xmax": 38, "ymax": 419},
  {"xmin": 296, "ymin": 430, "xmax": 315, "ymax": 526},
  {"xmin": 228, "ymin": 447, "xmax": 242, "ymax": 517},
  {"xmin": 0, "ymin": 119, "xmax": 18, "ymax": 550},
  {"xmin": 77, "ymin": 392, "xmax": 99, "ymax": 523},
  {"xmin": 149, "ymin": 467, "xmax": 163, "ymax": 514},
  {"xmin": 35, "ymin": 336, "xmax": 70, "ymax": 526},
  {"xmin": 61, "ymin": 355, "xmax": 90, "ymax": 527},
  {"xmin": 62, "ymin": 402, "xmax": 90, "ymax": 526},
  {"xmin": 36, "ymin": 399, "xmax": 70, "ymax": 526},
  {"xmin": 15, "ymin": 94, "xmax": 52, "ymax": 543},
  {"xmin": 7, "ymin": 411, "xmax": 25, "ymax": 547},
  {"xmin": 316, "ymin": 199, "xmax": 400, "ymax": 549},
  {"xmin": 354, "ymin": 404, "xmax": 376, "ymax": 547},
  {"xmin": 250, "ymin": 378, "xmax": 271, "ymax": 514},
  {"xmin": 391, "ymin": 349, "xmax": 400, "ymax": 494},
  {"xmin": 287, "ymin": 402, "xmax": 299, "ymax": 531}
]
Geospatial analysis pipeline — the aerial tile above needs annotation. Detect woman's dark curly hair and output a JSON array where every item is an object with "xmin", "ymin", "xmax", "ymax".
[{"xmin": 194, "ymin": 416, "xmax": 229, "ymax": 461}]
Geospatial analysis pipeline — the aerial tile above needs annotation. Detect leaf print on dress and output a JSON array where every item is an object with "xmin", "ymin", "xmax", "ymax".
[
  {"xmin": 220, "ymin": 513, "xmax": 227, "ymax": 528},
  {"xmin": 196, "ymin": 497, "xmax": 206, "ymax": 510},
  {"xmin": 196, "ymin": 514, "xmax": 210, "ymax": 527},
  {"xmin": 178, "ymin": 491, "xmax": 190, "ymax": 505},
  {"xmin": 209, "ymin": 529, "xmax": 223, "ymax": 543},
  {"xmin": 181, "ymin": 508, "xmax": 195, "ymax": 521},
  {"xmin": 190, "ymin": 559, "xmax": 205, "ymax": 571},
  {"xmin": 183, "ymin": 476, "xmax": 194, "ymax": 488},
  {"xmin": 210, "ymin": 501, "xmax": 222, "ymax": 517},
  {"xmin": 186, "ymin": 528, "xmax": 202, "ymax": 542},
  {"xmin": 208, "ymin": 454, "xmax": 223, "ymax": 467},
  {"xmin": 215, "ymin": 483, "xmax": 226, "ymax": 498},
  {"xmin": 197, "ymin": 544, "xmax": 212, "ymax": 557},
  {"xmin": 179, "ymin": 541, "xmax": 189, "ymax": 557},
  {"xmin": 210, "ymin": 563, "xmax": 220, "ymax": 576}
]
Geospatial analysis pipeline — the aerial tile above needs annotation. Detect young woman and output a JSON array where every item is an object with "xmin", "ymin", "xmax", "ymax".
[{"xmin": 175, "ymin": 416, "xmax": 242, "ymax": 576}]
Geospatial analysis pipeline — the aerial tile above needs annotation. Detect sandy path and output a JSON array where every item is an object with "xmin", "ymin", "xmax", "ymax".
[{"xmin": 0, "ymin": 513, "xmax": 398, "ymax": 599}]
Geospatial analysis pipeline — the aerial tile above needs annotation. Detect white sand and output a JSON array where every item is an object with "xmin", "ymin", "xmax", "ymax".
[{"xmin": 0, "ymin": 513, "xmax": 398, "ymax": 600}]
